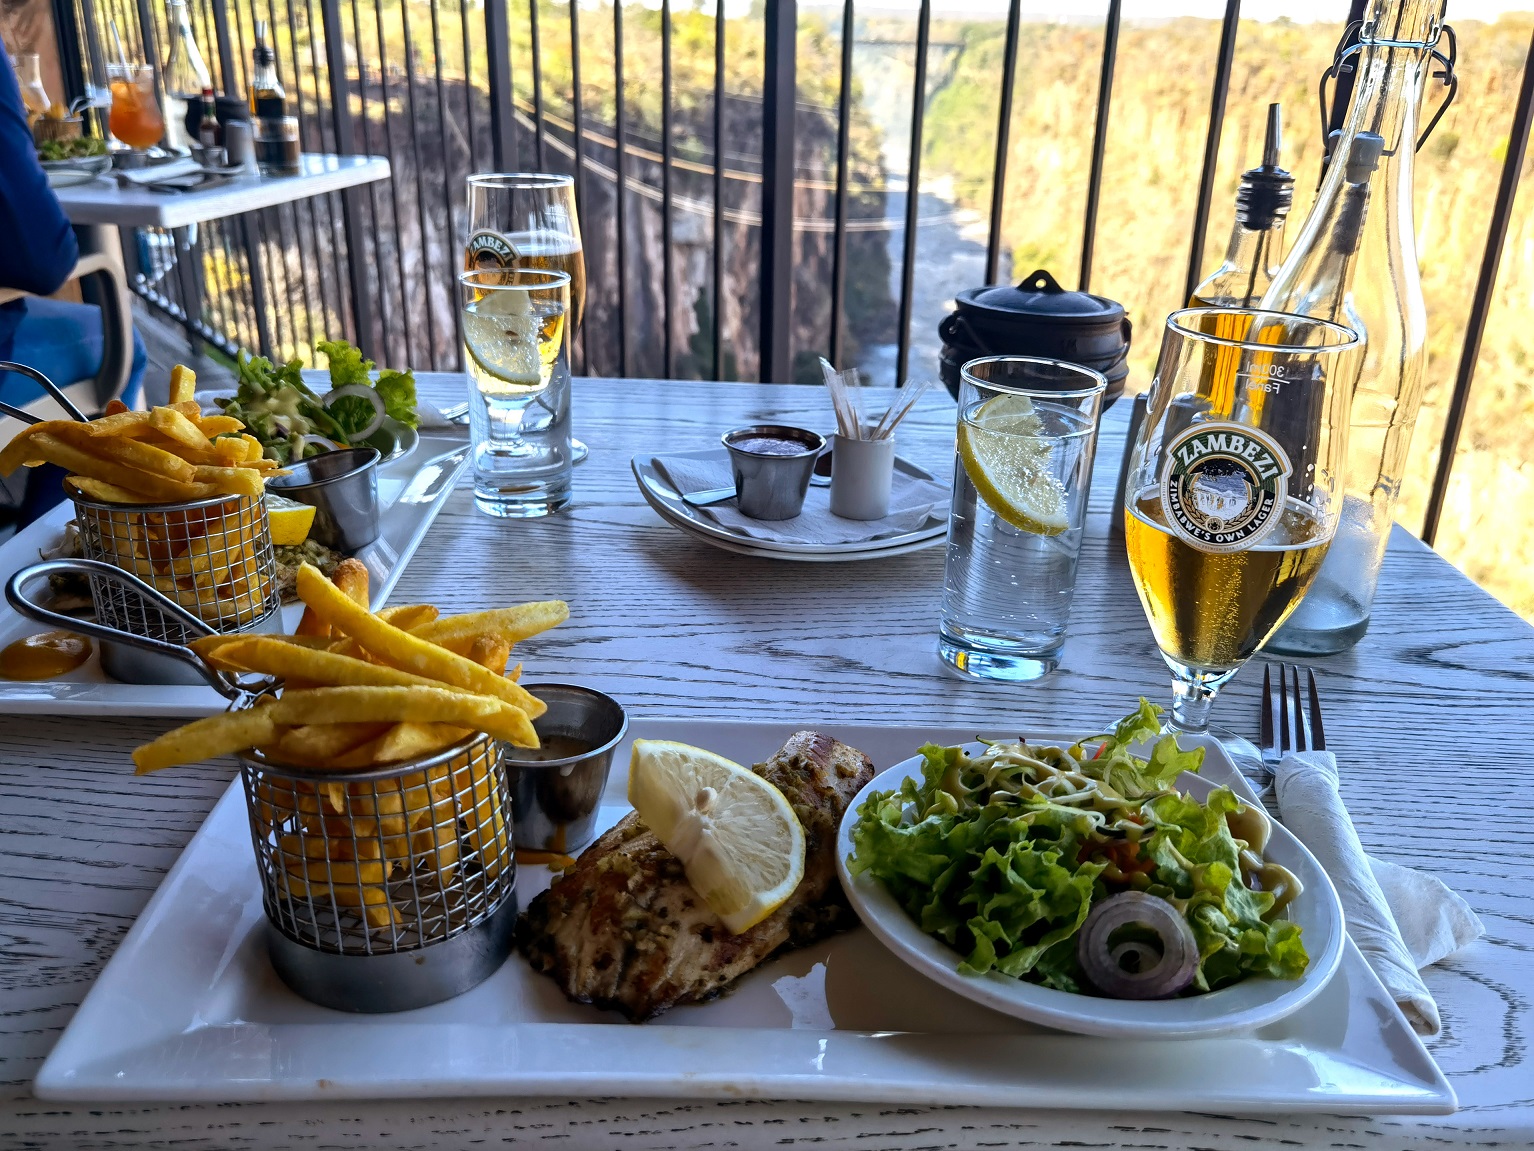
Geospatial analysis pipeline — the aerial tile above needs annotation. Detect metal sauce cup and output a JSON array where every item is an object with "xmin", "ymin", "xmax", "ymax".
[
  {"xmin": 721, "ymin": 424, "xmax": 826, "ymax": 520},
  {"xmin": 501, "ymin": 684, "xmax": 628, "ymax": 856},
  {"xmin": 266, "ymin": 446, "xmax": 382, "ymax": 551}
]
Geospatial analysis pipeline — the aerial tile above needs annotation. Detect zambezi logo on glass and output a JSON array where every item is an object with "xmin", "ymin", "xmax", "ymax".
[
  {"xmin": 1159, "ymin": 422, "xmax": 1291, "ymax": 553},
  {"xmin": 466, "ymin": 230, "xmax": 518, "ymax": 269}
]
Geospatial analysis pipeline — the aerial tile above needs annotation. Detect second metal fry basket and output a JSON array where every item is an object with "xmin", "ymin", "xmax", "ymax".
[
  {"xmin": 71, "ymin": 490, "xmax": 281, "ymax": 683},
  {"xmin": 239, "ymin": 732, "xmax": 518, "ymax": 1013}
]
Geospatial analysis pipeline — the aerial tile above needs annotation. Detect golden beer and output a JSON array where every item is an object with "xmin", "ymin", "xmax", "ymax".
[
  {"xmin": 465, "ymin": 229, "xmax": 586, "ymax": 333},
  {"xmin": 1124, "ymin": 491, "xmax": 1329, "ymax": 670}
]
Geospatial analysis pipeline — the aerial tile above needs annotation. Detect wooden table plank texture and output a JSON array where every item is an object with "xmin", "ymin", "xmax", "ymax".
[{"xmin": 1, "ymin": 377, "xmax": 1530, "ymax": 1150}]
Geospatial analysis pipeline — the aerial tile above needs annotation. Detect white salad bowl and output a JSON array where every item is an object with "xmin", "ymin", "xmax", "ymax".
[{"xmin": 836, "ymin": 745, "xmax": 1346, "ymax": 1040}]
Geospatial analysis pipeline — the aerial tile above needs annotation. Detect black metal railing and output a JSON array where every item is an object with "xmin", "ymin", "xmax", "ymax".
[{"xmin": 46, "ymin": 0, "xmax": 1534, "ymax": 549}]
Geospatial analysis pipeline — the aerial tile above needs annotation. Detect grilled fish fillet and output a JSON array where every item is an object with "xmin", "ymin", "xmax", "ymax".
[{"xmin": 518, "ymin": 730, "xmax": 875, "ymax": 1022}]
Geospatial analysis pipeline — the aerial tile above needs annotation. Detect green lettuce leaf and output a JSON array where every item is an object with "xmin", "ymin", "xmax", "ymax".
[
  {"xmin": 374, "ymin": 370, "xmax": 419, "ymax": 428},
  {"xmin": 318, "ymin": 339, "xmax": 374, "ymax": 389}
]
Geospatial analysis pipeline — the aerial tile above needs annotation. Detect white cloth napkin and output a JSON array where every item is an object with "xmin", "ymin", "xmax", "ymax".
[
  {"xmin": 1274, "ymin": 750, "xmax": 1484, "ymax": 1035},
  {"xmin": 653, "ymin": 452, "xmax": 947, "ymax": 546}
]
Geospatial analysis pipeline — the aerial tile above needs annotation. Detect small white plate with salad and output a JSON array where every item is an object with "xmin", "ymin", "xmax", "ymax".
[{"xmin": 837, "ymin": 701, "xmax": 1346, "ymax": 1039}]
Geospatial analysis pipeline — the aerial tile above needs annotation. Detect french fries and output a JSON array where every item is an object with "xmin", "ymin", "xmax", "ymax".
[
  {"xmin": 0, "ymin": 389, "xmax": 281, "ymax": 506},
  {"xmin": 134, "ymin": 564, "xmax": 569, "ymax": 937},
  {"xmin": 0, "ymin": 365, "xmax": 292, "ymax": 628}
]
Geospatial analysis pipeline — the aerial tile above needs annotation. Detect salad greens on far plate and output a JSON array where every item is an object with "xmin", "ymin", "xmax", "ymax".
[
  {"xmin": 847, "ymin": 700, "xmax": 1309, "ymax": 997},
  {"xmin": 218, "ymin": 338, "xmax": 419, "ymax": 464}
]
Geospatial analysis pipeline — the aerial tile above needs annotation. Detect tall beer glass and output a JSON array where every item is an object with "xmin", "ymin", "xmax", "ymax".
[
  {"xmin": 1123, "ymin": 308, "xmax": 1362, "ymax": 740},
  {"xmin": 466, "ymin": 173, "xmax": 588, "ymax": 462}
]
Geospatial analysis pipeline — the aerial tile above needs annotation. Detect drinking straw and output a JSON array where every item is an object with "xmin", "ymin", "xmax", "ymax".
[{"xmin": 109, "ymin": 19, "xmax": 130, "ymax": 69}]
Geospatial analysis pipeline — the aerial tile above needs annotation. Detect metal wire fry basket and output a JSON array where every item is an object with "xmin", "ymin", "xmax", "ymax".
[
  {"xmin": 71, "ymin": 489, "xmax": 279, "ymax": 639},
  {"xmin": 239, "ymin": 732, "xmax": 518, "ymax": 1012}
]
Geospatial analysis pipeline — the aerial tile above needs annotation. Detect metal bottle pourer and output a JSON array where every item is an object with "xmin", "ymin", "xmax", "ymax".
[{"xmin": 1236, "ymin": 104, "xmax": 1295, "ymax": 234}]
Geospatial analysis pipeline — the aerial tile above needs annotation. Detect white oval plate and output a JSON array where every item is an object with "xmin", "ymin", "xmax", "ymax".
[{"xmin": 836, "ymin": 745, "xmax": 1346, "ymax": 1039}]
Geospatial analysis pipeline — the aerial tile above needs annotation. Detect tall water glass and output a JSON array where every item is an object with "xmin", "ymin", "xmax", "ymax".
[
  {"xmin": 939, "ymin": 356, "xmax": 1107, "ymax": 682},
  {"xmin": 1123, "ymin": 308, "xmax": 1363, "ymax": 742},
  {"xmin": 460, "ymin": 268, "xmax": 572, "ymax": 518},
  {"xmin": 465, "ymin": 173, "xmax": 590, "ymax": 464}
]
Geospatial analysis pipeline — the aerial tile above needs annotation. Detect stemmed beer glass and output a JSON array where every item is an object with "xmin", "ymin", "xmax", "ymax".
[
  {"xmin": 1123, "ymin": 308, "xmax": 1363, "ymax": 757},
  {"xmin": 465, "ymin": 173, "xmax": 588, "ymax": 462}
]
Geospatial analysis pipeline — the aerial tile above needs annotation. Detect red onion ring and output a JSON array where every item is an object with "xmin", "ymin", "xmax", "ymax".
[{"xmin": 1077, "ymin": 892, "xmax": 1199, "ymax": 999}]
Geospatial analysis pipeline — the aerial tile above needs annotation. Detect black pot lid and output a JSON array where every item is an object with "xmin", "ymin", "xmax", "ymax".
[{"xmin": 957, "ymin": 268, "xmax": 1125, "ymax": 328}]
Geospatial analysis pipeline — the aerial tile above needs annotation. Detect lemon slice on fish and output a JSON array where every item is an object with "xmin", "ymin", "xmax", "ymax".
[
  {"xmin": 628, "ymin": 739, "xmax": 806, "ymax": 934},
  {"xmin": 958, "ymin": 393, "xmax": 1068, "ymax": 536}
]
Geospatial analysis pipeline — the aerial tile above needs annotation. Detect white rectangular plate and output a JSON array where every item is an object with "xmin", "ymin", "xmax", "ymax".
[
  {"xmin": 0, "ymin": 432, "xmax": 469, "ymax": 715},
  {"xmin": 34, "ymin": 719, "xmax": 1454, "ymax": 1113}
]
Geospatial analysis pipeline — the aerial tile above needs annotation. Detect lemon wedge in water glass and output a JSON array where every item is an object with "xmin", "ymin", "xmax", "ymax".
[
  {"xmin": 463, "ymin": 287, "xmax": 542, "ymax": 391},
  {"xmin": 957, "ymin": 393, "xmax": 1068, "ymax": 536},
  {"xmin": 628, "ymin": 739, "xmax": 806, "ymax": 934}
]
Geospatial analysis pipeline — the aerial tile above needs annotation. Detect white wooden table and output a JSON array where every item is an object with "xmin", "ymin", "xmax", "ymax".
[
  {"xmin": 50, "ymin": 153, "xmax": 391, "ymax": 229},
  {"xmin": 1, "ymin": 376, "xmax": 1530, "ymax": 1150},
  {"xmin": 51, "ymin": 153, "xmax": 389, "ymax": 365}
]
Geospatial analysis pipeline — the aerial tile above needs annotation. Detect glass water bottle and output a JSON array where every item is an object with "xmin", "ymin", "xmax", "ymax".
[
  {"xmin": 1261, "ymin": 0, "xmax": 1442, "ymax": 655},
  {"xmin": 163, "ymin": 0, "xmax": 212, "ymax": 153}
]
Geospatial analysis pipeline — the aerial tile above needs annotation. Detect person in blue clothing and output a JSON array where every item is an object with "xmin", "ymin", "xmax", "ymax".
[{"xmin": 1, "ymin": 49, "xmax": 147, "ymax": 524}]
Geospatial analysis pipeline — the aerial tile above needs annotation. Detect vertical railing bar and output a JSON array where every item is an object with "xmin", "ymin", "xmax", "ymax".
[
  {"xmin": 226, "ymin": 224, "xmax": 252, "ymax": 350},
  {"xmin": 1182, "ymin": 0, "xmax": 1241, "ymax": 304},
  {"xmin": 661, "ymin": 0, "xmax": 673, "ymax": 377},
  {"xmin": 894, "ymin": 0, "xmax": 930, "ymax": 386},
  {"xmin": 210, "ymin": 0, "xmax": 236, "ymax": 93},
  {"xmin": 529, "ymin": 0, "xmax": 545, "ymax": 168},
  {"xmin": 399, "ymin": 0, "xmax": 443, "ymax": 368},
  {"xmin": 711, "ymin": 0, "xmax": 725, "ymax": 380},
  {"xmin": 1080, "ymin": 0, "xmax": 1121, "ymax": 292},
  {"xmin": 1422, "ymin": 27, "xmax": 1534, "ymax": 544},
  {"xmin": 321, "ymin": 0, "xmax": 376, "ymax": 354},
  {"xmin": 208, "ymin": 224, "xmax": 233, "ymax": 345},
  {"xmin": 272, "ymin": 0, "xmax": 320, "ymax": 352},
  {"xmin": 568, "ymin": 0, "xmax": 589, "ymax": 371},
  {"xmin": 210, "ymin": 222, "xmax": 231, "ymax": 350},
  {"xmin": 984, "ymin": 0, "xmax": 1021, "ymax": 285},
  {"xmin": 485, "ymin": 0, "xmax": 516, "ymax": 170},
  {"xmin": 613, "ymin": 0, "xmax": 629, "ymax": 375},
  {"xmin": 305, "ymin": 0, "xmax": 347, "ymax": 334},
  {"xmin": 427, "ymin": 0, "xmax": 464, "ymax": 360},
  {"xmin": 375, "ymin": 0, "xmax": 415, "ymax": 361},
  {"xmin": 279, "ymin": 204, "xmax": 310, "ymax": 358},
  {"xmin": 828, "ymin": 0, "xmax": 853, "ymax": 366},
  {"xmin": 50, "ymin": 0, "xmax": 88, "ymax": 111},
  {"xmin": 759, "ymin": 0, "xmax": 796, "ymax": 383},
  {"xmin": 240, "ymin": 214, "xmax": 274, "ymax": 357},
  {"xmin": 231, "ymin": 0, "xmax": 250, "ymax": 93},
  {"xmin": 72, "ymin": 0, "xmax": 106, "ymax": 115},
  {"xmin": 460, "ymin": 0, "xmax": 478, "ymax": 173},
  {"xmin": 256, "ymin": 209, "xmax": 291, "ymax": 358},
  {"xmin": 352, "ymin": 0, "xmax": 393, "ymax": 360}
]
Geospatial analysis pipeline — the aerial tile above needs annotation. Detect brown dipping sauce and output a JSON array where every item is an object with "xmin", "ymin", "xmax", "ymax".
[
  {"xmin": 728, "ymin": 435, "xmax": 814, "ymax": 457},
  {"xmin": 0, "ymin": 630, "xmax": 92, "ymax": 680}
]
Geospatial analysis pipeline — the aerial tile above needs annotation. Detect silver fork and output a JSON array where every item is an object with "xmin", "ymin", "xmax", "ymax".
[{"xmin": 1260, "ymin": 663, "xmax": 1327, "ymax": 786}]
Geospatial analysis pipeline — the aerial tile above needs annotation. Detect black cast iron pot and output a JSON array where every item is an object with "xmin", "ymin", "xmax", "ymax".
[{"xmin": 938, "ymin": 268, "xmax": 1132, "ymax": 408}]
